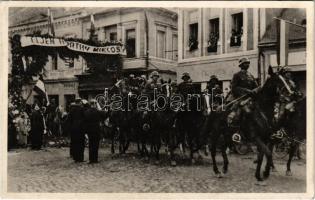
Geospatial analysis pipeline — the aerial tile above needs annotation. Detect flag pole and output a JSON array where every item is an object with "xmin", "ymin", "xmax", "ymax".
[{"xmin": 273, "ymin": 17, "xmax": 306, "ymax": 29}]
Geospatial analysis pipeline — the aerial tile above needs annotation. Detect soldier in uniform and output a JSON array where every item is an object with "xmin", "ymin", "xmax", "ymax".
[
  {"xmin": 84, "ymin": 99, "xmax": 107, "ymax": 164},
  {"xmin": 228, "ymin": 57, "xmax": 259, "ymax": 142},
  {"xmin": 68, "ymin": 98, "xmax": 85, "ymax": 162},
  {"xmin": 231, "ymin": 57, "xmax": 258, "ymax": 98},
  {"xmin": 177, "ymin": 72, "xmax": 194, "ymax": 104},
  {"xmin": 144, "ymin": 71, "xmax": 162, "ymax": 103}
]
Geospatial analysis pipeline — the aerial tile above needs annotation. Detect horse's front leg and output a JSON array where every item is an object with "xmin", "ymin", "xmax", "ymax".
[
  {"xmin": 222, "ymin": 132, "xmax": 230, "ymax": 174},
  {"xmin": 268, "ymin": 142, "xmax": 277, "ymax": 172},
  {"xmin": 255, "ymin": 147, "xmax": 264, "ymax": 182},
  {"xmin": 110, "ymin": 127, "xmax": 116, "ymax": 155},
  {"xmin": 286, "ymin": 143, "xmax": 297, "ymax": 176},
  {"xmin": 210, "ymin": 135, "xmax": 221, "ymax": 177}
]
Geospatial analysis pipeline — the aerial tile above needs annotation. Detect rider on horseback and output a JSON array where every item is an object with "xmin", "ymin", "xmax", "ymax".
[
  {"xmin": 178, "ymin": 72, "xmax": 194, "ymax": 109},
  {"xmin": 144, "ymin": 71, "xmax": 162, "ymax": 109},
  {"xmin": 228, "ymin": 57, "xmax": 259, "ymax": 142}
]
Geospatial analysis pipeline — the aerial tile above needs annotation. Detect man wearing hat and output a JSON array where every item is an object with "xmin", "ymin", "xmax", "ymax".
[
  {"xmin": 30, "ymin": 104, "xmax": 45, "ymax": 150},
  {"xmin": 144, "ymin": 71, "xmax": 162, "ymax": 101},
  {"xmin": 231, "ymin": 57, "xmax": 258, "ymax": 98},
  {"xmin": 68, "ymin": 98, "xmax": 85, "ymax": 162},
  {"xmin": 83, "ymin": 99, "xmax": 107, "ymax": 164},
  {"xmin": 178, "ymin": 72, "xmax": 194, "ymax": 102},
  {"xmin": 228, "ymin": 57, "xmax": 259, "ymax": 143}
]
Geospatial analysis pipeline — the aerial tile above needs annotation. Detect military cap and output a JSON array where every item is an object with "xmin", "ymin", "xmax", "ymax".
[
  {"xmin": 238, "ymin": 57, "xmax": 250, "ymax": 67},
  {"xmin": 181, "ymin": 72, "xmax": 191, "ymax": 80},
  {"xmin": 150, "ymin": 71, "xmax": 160, "ymax": 78}
]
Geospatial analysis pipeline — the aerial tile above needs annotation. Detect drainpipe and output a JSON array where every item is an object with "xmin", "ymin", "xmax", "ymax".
[{"xmin": 144, "ymin": 10, "xmax": 149, "ymax": 78}]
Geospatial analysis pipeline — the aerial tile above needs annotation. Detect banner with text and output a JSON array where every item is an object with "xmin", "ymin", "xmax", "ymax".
[{"xmin": 20, "ymin": 36, "xmax": 126, "ymax": 55}]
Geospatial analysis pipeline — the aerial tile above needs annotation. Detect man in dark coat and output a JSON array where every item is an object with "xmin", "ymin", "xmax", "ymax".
[
  {"xmin": 68, "ymin": 98, "xmax": 85, "ymax": 162},
  {"xmin": 30, "ymin": 104, "xmax": 45, "ymax": 150},
  {"xmin": 83, "ymin": 99, "xmax": 107, "ymax": 164}
]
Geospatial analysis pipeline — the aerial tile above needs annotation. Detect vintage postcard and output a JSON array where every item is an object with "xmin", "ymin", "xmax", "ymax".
[{"xmin": 0, "ymin": 1, "xmax": 314, "ymax": 199}]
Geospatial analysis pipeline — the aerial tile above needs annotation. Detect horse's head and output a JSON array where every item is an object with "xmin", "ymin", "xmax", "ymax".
[{"xmin": 262, "ymin": 66, "xmax": 302, "ymax": 123}]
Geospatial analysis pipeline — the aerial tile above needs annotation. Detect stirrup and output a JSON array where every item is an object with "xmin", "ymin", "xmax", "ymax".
[
  {"xmin": 271, "ymin": 129, "xmax": 285, "ymax": 139},
  {"xmin": 232, "ymin": 133, "xmax": 241, "ymax": 143}
]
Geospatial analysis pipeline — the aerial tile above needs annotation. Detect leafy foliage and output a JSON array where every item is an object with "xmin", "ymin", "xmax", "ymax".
[{"xmin": 9, "ymin": 31, "xmax": 123, "ymax": 111}]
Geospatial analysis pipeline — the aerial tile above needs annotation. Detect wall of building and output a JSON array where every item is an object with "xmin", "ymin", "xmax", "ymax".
[{"xmin": 178, "ymin": 8, "xmax": 260, "ymax": 92}]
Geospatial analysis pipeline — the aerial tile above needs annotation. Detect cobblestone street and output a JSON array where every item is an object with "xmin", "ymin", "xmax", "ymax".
[{"xmin": 7, "ymin": 145, "xmax": 306, "ymax": 193}]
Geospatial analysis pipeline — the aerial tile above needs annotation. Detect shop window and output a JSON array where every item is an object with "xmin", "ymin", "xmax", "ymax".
[
  {"xmin": 230, "ymin": 12, "xmax": 243, "ymax": 47},
  {"xmin": 208, "ymin": 18, "xmax": 220, "ymax": 53},
  {"xmin": 64, "ymin": 94, "xmax": 75, "ymax": 112},
  {"xmin": 156, "ymin": 30, "xmax": 166, "ymax": 58},
  {"xmin": 126, "ymin": 29, "xmax": 136, "ymax": 58},
  {"xmin": 48, "ymin": 95, "xmax": 59, "ymax": 106},
  {"xmin": 189, "ymin": 23, "xmax": 198, "ymax": 51}
]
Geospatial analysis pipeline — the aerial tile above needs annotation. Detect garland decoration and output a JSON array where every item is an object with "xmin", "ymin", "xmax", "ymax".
[{"xmin": 9, "ymin": 31, "xmax": 124, "ymax": 111}]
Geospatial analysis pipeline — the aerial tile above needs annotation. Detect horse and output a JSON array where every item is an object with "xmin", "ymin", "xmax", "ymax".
[
  {"xmin": 273, "ymin": 95, "xmax": 306, "ymax": 176},
  {"xmin": 107, "ymin": 79, "xmax": 135, "ymax": 155},
  {"xmin": 176, "ymin": 84, "xmax": 204, "ymax": 164},
  {"xmin": 238, "ymin": 66, "xmax": 298, "ymax": 182},
  {"xmin": 146, "ymin": 80, "xmax": 179, "ymax": 165},
  {"xmin": 199, "ymin": 90, "xmax": 232, "ymax": 177}
]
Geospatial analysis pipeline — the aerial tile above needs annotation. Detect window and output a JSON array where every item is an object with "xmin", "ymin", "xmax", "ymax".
[
  {"xmin": 189, "ymin": 23, "xmax": 198, "ymax": 51},
  {"xmin": 126, "ymin": 29, "xmax": 136, "ymax": 58},
  {"xmin": 208, "ymin": 18, "xmax": 220, "ymax": 52},
  {"xmin": 110, "ymin": 32, "xmax": 117, "ymax": 42},
  {"xmin": 172, "ymin": 34, "xmax": 178, "ymax": 61},
  {"xmin": 105, "ymin": 25, "xmax": 117, "ymax": 42},
  {"xmin": 64, "ymin": 57, "xmax": 74, "ymax": 68},
  {"xmin": 156, "ymin": 30, "xmax": 166, "ymax": 58},
  {"xmin": 64, "ymin": 94, "xmax": 75, "ymax": 112},
  {"xmin": 230, "ymin": 12, "xmax": 243, "ymax": 47},
  {"xmin": 301, "ymin": 19, "xmax": 306, "ymax": 26},
  {"xmin": 52, "ymin": 53, "xmax": 58, "ymax": 70},
  {"xmin": 48, "ymin": 95, "xmax": 59, "ymax": 106}
]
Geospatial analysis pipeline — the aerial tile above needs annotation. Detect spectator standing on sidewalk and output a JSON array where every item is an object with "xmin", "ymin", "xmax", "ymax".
[
  {"xmin": 30, "ymin": 104, "xmax": 45, "ymax": 150},
  {"xmin": 83, "ymin": 99, "xmax": 107, "ymax": 164},
  {"xmin": 16, "ymin": 112, "xmax": 31, "ymax": 147},
  {"xmin": 68, "ymin": 98, "xmax": 85, "ymax": 162}
]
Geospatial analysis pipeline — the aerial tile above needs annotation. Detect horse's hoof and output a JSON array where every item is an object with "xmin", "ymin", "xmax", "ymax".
[
  {"xmin": 191, "ymin": 159, "xmax": 195, "ymax": 165},
  {"xmin": 286, "ymin": 170, "xmax": 293, "ymax": 176},
  {"xmin": 223, "ymin": 169, "xmax": 228, "ymax": 174},
  {"xmin": 171, "ymin": 160, "xmax": 177, "ymax": 167},
  {"xmin": 216, "ymin": 172, "xmax": 223, "ymax": 178},
  {"xmin": 154, "ymin": 160, "xmax": 160, "ymax": 165},
  {"xmin": 255, "ymin": 181, "xmax": 267, "ymax": 186}
]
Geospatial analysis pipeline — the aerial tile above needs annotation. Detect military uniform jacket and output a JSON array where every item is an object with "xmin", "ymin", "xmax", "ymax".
[
  {"xmin": 231, "ymin": 70, "xmax": 258, "ymax": 98},
  {"xmin": 178, "ymin": 81, "xmax": 195, "ymax": 101},
  {"xmin": 144, "ymin": 79, "xmax": 161, "ymax": 99}
]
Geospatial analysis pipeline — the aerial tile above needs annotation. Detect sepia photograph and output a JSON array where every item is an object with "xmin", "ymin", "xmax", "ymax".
[{"xmin": 1, "ymin": 1, "xmax": 314, "ymax": 199}]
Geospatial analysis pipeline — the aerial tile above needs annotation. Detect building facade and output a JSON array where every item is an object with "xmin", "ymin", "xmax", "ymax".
[
  {"xmin": 177, "ymin": 8, "xmax": 306, "ymax": 96},
  {"xmin": 258, "ymin": 8, "xmax": 306, "ymax": 95},
  {"xmin": 9, "ymin": 8, "xmax": 178, "ymax": 109}
]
